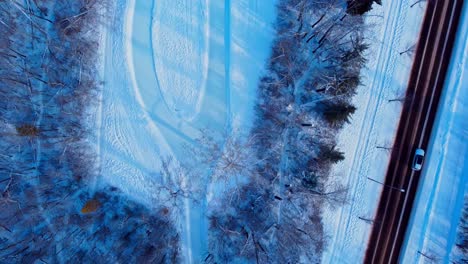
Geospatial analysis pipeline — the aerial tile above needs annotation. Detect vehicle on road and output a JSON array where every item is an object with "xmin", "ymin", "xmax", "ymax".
[{"xmin": 412, "ymin": 148, "xmax": 425, "ymax": 171}]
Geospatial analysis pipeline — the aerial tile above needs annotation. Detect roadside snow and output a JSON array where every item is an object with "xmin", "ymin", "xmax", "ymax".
[
  {"xmin": 322, "ymin": 1, "xmax": 427, "ymax": 262},
  {"xmin": 97, "ymin": 0, "xmax": 276, "ymax": 262},
  {"xmin": 400, "ymin": 1, "xmax": 468, "ymax": 262}
]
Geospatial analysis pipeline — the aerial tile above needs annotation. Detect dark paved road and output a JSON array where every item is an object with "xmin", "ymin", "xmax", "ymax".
[{"xmin": 364, "ymin": 0, "xmax": 464, "ymax": 263}]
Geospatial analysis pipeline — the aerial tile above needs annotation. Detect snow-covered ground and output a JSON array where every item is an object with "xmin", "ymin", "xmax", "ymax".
[
  {"xmin": 400, "ymin": 1, "xmax": 468, "ymax": 262},
  {"xmin": 95, "ymin": 0, "xmax": 463, "ymax": 262},
  {"xmin": 322, "ymin": 1, "xmax": 428, "ymax": 262},
  {"xmin": 97, "ymin": 0, "xmax": 277, "ymax": 262}
]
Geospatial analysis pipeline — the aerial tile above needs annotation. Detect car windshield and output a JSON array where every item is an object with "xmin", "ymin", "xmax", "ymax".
[{"xmin": 415, "ymin": 155, "xmax": 423, "ymax": 165}]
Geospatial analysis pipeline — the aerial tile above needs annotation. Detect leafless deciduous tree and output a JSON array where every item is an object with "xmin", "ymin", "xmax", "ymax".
[
  {"xmin": 400, "ymin": 43, "xmax": 416, "ymax": 56},
  {"xmin": 388, "ymin": 91, "xmax": 414, "ymax": 103},
  {"xmin": 191, "ymin": 130, "xmax": 263, "ymax": 182},
  {"xmin": 376, "ymin": 140, "xmax": 394, "ymax": 152},
  {"xmin": 358, "ymin": 216, "xmax": 376, "ymax": 225},
  {"xmin": 156, "ymin": 156, "xmax": 201, "ymax": 210},
  {"xmin": 410, "ymin": 0, "xmax": 427, "ymax": 8},
  {"xmin": 417, "ymin": 250, "xmax": 440, "ymax": 263}
]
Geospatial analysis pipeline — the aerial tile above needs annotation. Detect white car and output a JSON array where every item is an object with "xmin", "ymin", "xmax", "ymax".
[{"xmin": 412, "ymin": 148, "xmax": 425, "ymax": 171}]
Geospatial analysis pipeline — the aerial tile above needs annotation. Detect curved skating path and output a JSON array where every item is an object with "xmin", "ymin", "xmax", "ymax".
[
  {"xmin": 125, "ymin": 0, "xmax": 223, "ymax": 262},
  {"xmin": 100, "ymin": 0, "xmax": 276, "ymax": 263}
]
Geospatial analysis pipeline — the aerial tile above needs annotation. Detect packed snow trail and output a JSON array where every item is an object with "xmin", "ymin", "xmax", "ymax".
[
  {"xmin": 331, "ymin": 0, "xmax": 407, "ymax": 257},
  {"xmin": 98, "ymin": 0, "xmax": 277, "ymax": 262}
]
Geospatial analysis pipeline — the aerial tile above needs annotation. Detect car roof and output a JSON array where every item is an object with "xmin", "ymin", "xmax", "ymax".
[{"xmin": 415, "ymin": 148, "xmax": 425, "ymax": 155}]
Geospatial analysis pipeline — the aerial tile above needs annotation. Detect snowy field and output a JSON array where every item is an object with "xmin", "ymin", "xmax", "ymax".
[
  {"xmin": 322, "ymin": 0, "xmax": 428, "ymax": 262},
  {"xmin": 93, "ymin": 0, "xmax": 466, "ymax": 262},
  {"xmin": 97, "ymin": 0, "xmax": 277, "ymax": 262},
  {"xmin": 400, "ymin": 1, "xmax": 468, "ymax": 262}
]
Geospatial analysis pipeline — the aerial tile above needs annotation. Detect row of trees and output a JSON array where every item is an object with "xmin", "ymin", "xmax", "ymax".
[
  {"xmin": 206, "ymin": 0, "xmax": 374, "ymax": 262},
  {"xmin": 0, "ymin": 0, "xmax": 180, "ymax": 262}
]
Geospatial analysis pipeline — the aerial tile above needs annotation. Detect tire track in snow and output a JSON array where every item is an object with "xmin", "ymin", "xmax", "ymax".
[
  {"xmin": 101, "ymin": 0, "xmax": 170, "ymax": 201},
  {"xmin": 224, "ymin": 0, "xmax": 232, "ymax": 132},
  {"xmin": 341, "ymin": 0, "xmax": 407, "ymax": 254},
  {"xmin": 342, "ymin": 2, "xmax": 407, "ymax": 251},
  {"xmin": 126, "ymin": 0, "xmax": 198, "ymax": 148},
  {"xmin": 92, "ymin": 0, "xmax": 110, "ymax": 192},
  {"xmin": 99, "ymin": 2, "xmax": 153, "ymax": 187},
  {"xmin": 129, "ymin": 0, "xmax": 211, "ymax": 149},
  {"xmin": 343, "ymin": 0, "xmax": 407, "ymax": 253},
  {"xmin": 327, "ymin": 0, "xmax": 407, "ymax": 261}
]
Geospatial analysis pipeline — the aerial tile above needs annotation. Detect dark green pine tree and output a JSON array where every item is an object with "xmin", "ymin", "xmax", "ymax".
[
  {"xmin": 322, "ymin": 101, "xmax": 357, "ymax": 126},
  {"xmin": 346, "ymin": 0, "xmax": 382, "ymax": 15},
  {"xmin": 319, "ymin": 145, "xmax": 345, "ymax": 164}
]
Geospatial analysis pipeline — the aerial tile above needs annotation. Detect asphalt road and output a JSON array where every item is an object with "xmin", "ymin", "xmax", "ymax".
[{"xmin": 363, "ymin": 0, "xmax": 464, "ymax": 263}]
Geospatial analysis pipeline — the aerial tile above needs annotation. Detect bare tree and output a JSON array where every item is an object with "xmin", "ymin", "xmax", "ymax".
[
  {"xmin": 376, "ymin": 141, "xmax": 393, "ymax": 152},
  {"xmin": 191, "ymin": 130, "xmax": 262, "ymax": 182},
  {"xmin": 417, "ymin": 250, "xmax": 440, "ymax": 263},
  {"xmin": 297, "ymin": 177, "xmax": 348, "ymax": 209},
  {"xmin": 358, "ymin": 216, "xmax": 377, "ymax": 225},
  {"xmin": 158, "ymin": 156, "xmax": 198, "ymax": 209},
  {"xmin": 388, "ymin": 91, "xmax": 414, "ymax": 103},
  {"xmin": 410, "ymin": 0, "xmax": 427, "ymax": 8},
  {"xmin": 310, "ymin": 183, "xmax": 348, "ymax": 208},
  {"xmin": 400, "ymin": 44, "xmax": 417, "ymax": 56}
]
